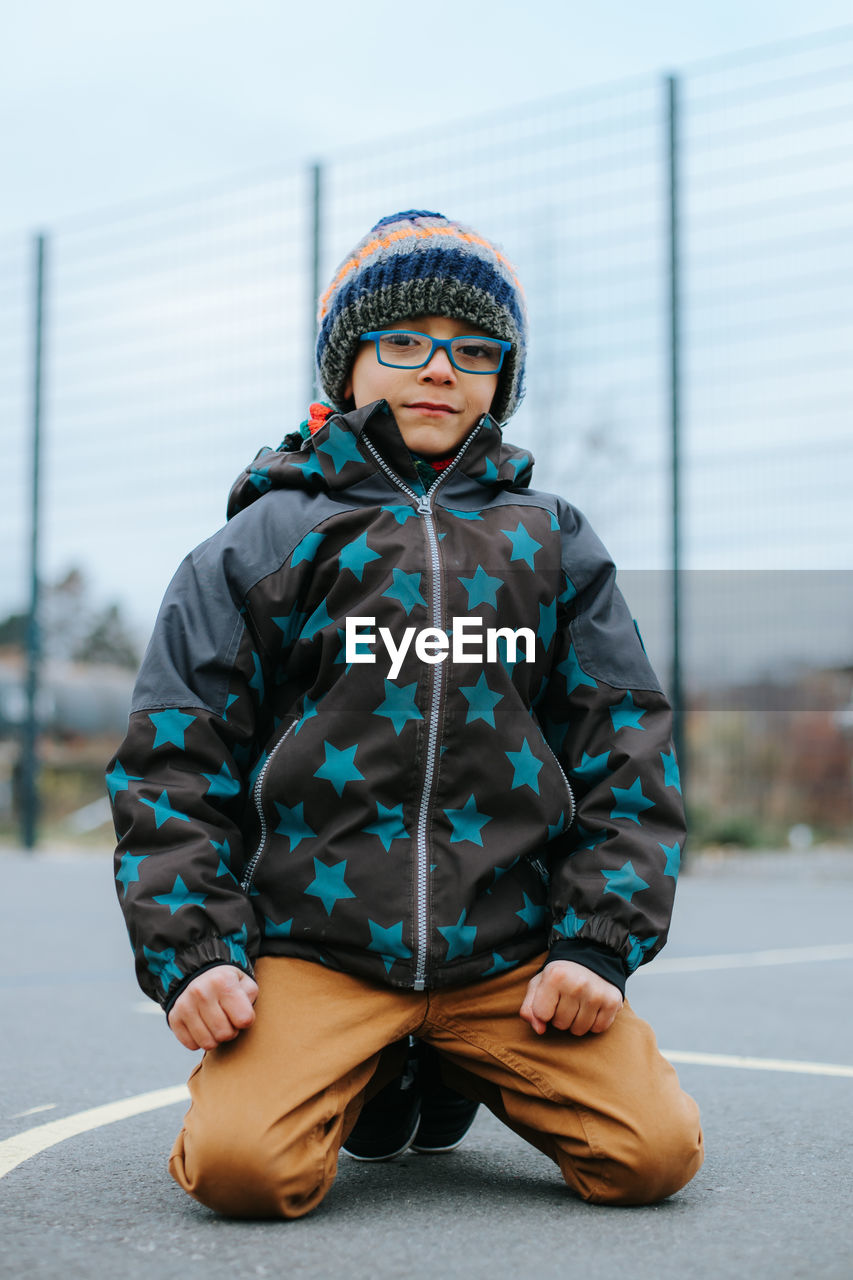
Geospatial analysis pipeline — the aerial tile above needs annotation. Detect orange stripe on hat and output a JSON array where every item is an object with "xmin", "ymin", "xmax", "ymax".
[{"xmin": 318, "ymin": 224, "xmax": 524, "ymax": 319}]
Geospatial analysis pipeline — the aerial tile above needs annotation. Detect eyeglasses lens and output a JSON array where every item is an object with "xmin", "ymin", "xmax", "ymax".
[{"xmin": 376, "ymin": 332, "xmax": 504, "ymax": 372}]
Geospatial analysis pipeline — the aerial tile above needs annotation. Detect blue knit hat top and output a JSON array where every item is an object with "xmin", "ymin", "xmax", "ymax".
[{"xmin": 316, "ymin": 210, "xmax": 528, "ymax": 423}]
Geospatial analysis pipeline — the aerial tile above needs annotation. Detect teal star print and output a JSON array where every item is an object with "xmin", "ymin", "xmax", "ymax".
[
  {"xmin": 291, "ymin": 449, "xmax": 324, "ymax": 484},
  {"xmin": 274, "ymin": 801, "xmax": 317, "ymax": 852},
  {"xmin": 211, "ymin": 837, "xmax": 233, "ymax": 879},
  {"xmin": 202, "ymin": 762, "xmax": 241, "ymax": 801},
  {"xmin": 105, "ymin": 759, "xmax": 142, "ymax": 801},
  {"xmin": 601, "ymin": 860, "xmax": 650, "ymax": 903},
  {"xmin": 249, "ymin": 652, "xmax": 265, "ymax": 700},
  {"xmin": 661, "ymin": 750, "xmax": 682, "ymax": 791},
  {"xmin": 317, "ymin": 423, "xmax": 364, "ymax": 473},
  {"xmin": 264, "ymin": 915, "xmax": 293, "ymax": 938},
  {"xmin": 556, "ymin": 644, "xmax": 597, "ymax": 693},
  {"xmin": 116, "ymin": 851, "xmax": 148, "ymax": 898},
  {"xmin": 294, "ymin": 694, "xmax": 321, "ymax": 734},
  {"xmin": 483, "ymin": 952, "xmax": 514, "ymax": 976},
  {"xmin": 505, "ymin": 739, "xmax": 544, "ymax": 793},
  {"xmin": 474, "ymin": 457, "xmax": 500, "ymax": 487},
  {"xmin": 367, "ymin": 920, "xmax": 413, "ymax": 973},
  {"xmin": 301, "ymin": 599, "xmax": 332, "ymax": 641},
  {"xmin": 459, "ymin": 673, "xmax": 503, "ymax": 727},
  {"xmin": 501, "ymin": 521, "xmax": 542, "ymax": 570},
  {"xmin": 272, "ymin": 607, "xmax": 306, "ymax": 648},
  {"xmin": 458, "ymin": 565, "xmax": 503, "ymax": 610},
  {"xmin": 373, "ymin": 680, "xmax": 423, "ymax": 735},
  {"xmin": 148, "ymin": 709, "xmax": 196, "ymax": 750},
  {"xmin": 339, "ymin": 531, "xmax": 381, "ymax": 581},
  {"xmin": 516, "ymin": 894, "xmax": 546, "ymax": 930},
  {"xmin": 571, "ymin": 750, "xmax": 611, "ymax": 787},
  {"xmin": 382, "ymin": 504, "xmax": 420, "ymax": 525},
  {"xmin": 626, "ymin": 933, "xmax": 659, "ymax": 971},
  {"xmin": 610, "ymin": 692, "xmax": 647, "ymax": 733},
  {"xmin": 153, "ymin": 874, "xmax": 208, "ymax": 915},
  {"xmin": 507, "ymin": 452, "xmax": 532, "ymax": 482},
  {"xmin": 659, "ymin": 840, "xmax": 681, "ymax": 879},
  {"xmin": 537, "ymin": 598, "xmax": 557, "ymax": 652},
  {"xmin": 223, "ymin": 926, "xmax": 249, "ymax": 968},
  {"xmin": 143, "ymin": 945, "xmax": 183, "ymax": 993},
  {"xmin": 609, "ymin": 777, "xmax": 655, "ymax": 825},
  {"xmin": 305, "ymin": 857, "xmax": 356, "ymax": 914},
  {"xmin": 382, "ymin": 568, "xmax": 426, "ymax": 615},
  {"xmin": 364, "ymin": 802, "xmax": 409, "ymax": 852},
  {"xmin": 248, "ymin": 465, "xmax": 272, "ymax": 494},
  {"xmin": 292, "ymin": 530, "xmax": 325, "ymax": 566},
  {"xmin": 314, "ymin": 742, "xmax": 364, "ymax": 796},
  {"xmin": 139, "ymin": 789, "xmax": 190, "ymax": 829},
  {"xmin": 553, "ymin": 904, "xmax": 587, "ymax": 939},
  {"xmin": 444, "ymin": 795, "xmax": 492, "ymax": 846},
  {"xmin": 438, "ymin": 911, "xmax": 477, "ymax": 961}
]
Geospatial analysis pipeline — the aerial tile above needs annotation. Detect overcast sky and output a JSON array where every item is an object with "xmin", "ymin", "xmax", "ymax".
[{"xmin": 4, "ymin": 1, "xmax": 853, "ymax": 235}]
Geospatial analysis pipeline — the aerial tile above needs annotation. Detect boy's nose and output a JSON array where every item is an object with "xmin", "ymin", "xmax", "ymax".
[{"xmin": 418, "ymin": 347, "xmax": 456, "ymax": 383}]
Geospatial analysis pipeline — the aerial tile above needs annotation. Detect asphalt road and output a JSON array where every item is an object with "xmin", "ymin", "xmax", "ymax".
[{"xmin": 1, "ymin": 846, "xmax": 852, "ymax": 1280}]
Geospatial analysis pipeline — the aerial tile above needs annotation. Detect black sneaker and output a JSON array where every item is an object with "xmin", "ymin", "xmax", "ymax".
[
  {"xmin": 342, "ymin": 1040, "xmax": 421, "ymax": 1162},
  {"xmin": 412, "ymin": 1042, "xmax": 480, "ymax": 1154}
]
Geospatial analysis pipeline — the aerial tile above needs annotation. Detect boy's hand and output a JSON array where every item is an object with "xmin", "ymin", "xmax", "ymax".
[
  {"xmin": 519, "ymin": 960, "xmax": 623, "ymax": 1037},
  {"xmin": 167, "ymin": 965, "xmax": 259, "ymax": 1051}
]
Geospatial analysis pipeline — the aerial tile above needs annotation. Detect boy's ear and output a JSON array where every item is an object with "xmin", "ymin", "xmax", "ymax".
[{"xmin": 343, "ymin": 375, "xmax": 352, "ymax": 400}]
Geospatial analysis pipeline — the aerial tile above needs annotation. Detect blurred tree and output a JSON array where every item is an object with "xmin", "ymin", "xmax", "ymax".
[
  {"xmin": 74, "ymin": 602, "xmax": 140, "ymax": 670},
  {"xmin": 0, "ymin": 568, "xmax": 140, "ymax": 670}
]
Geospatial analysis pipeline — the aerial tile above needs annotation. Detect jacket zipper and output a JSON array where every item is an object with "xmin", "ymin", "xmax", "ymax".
[
  {"xmin": 240, "ymin": 719, "xmax": 298, "ymax": 893},
  {"xmin": 362, "ymin": 425, "xmax": 481, "ymax": 990},
  {"xmin": 538, "ymin": 733, "xmax": 576, "ymax": 830}
]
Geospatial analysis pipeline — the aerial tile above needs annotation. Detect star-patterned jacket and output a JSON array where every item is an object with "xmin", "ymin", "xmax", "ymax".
[{"xmin": 109, "ymin": 399, "xmax": 686, "ymax": 1012}]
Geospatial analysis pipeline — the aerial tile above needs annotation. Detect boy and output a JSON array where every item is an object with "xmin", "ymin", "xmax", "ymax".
[{"xmin": 108, "ymin": 210, "xmax": 703, "ymax": 1218}]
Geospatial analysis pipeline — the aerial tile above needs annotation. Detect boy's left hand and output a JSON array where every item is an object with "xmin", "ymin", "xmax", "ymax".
[{"xmin": 519, "ymin": 960, "xmax": 623, "ymax": 1036}]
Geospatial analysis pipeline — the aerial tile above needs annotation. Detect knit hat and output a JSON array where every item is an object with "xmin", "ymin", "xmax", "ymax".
[{"xmin": 316, "ymin": 210, "xmax": 528, "ymax": 423}]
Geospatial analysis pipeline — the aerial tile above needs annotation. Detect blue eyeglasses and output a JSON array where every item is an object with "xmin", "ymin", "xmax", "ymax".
[{"xmin": 360, "ymin": 330, "xmax": 511, "ymax": 374}]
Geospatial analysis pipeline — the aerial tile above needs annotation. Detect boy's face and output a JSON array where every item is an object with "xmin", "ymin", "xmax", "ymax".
[{"xmin": 343, "ymin": 315, "xmax": 499, "ymax": 458}]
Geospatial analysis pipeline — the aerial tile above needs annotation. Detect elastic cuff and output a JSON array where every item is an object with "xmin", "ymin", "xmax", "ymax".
[{"xmin": 546, "ymin": 940, "xmax": 628, "ymax": 996}]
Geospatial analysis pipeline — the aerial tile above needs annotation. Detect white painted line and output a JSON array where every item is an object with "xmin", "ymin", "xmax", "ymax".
[
  {"xmin": 10, "ymin": 1104, "xmax": 57, "ymax": 1119},
  {"xmin": 0, "ymin": 1085, "xmax": 189, "ymax": 1180},
  {"xmin": 641, "ymin": 943, "xmax": 853, "ymax": 975},
  {"xmin": 663, "ymin": 1050, "xmax": 853, "ymax": 1079}
]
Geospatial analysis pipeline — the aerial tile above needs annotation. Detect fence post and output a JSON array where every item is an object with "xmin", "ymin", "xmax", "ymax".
[
  {"xmin": 308, "ymin": 162, "xmax": 322, "ymax": 407},
  {"xmin": 665, "ymin": 74, "xmax": 687, "ymax": 795},
  {"xmin": 21, "ymin": 232, "xmax": 47, "ymax": 851}
]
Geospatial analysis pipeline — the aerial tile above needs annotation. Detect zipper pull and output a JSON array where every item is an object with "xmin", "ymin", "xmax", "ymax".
[{"xmin": 416, "ymin": 494, "xmax": 432, "ymax": 515}]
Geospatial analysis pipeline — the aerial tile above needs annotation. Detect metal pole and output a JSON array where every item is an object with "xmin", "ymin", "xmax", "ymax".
[
  {"xmin": 665, "ymin": 75, "xmax": 686, "ymax": 787},
  {"xmin": 21, "ymin": 232, "xmax": 46, "ymax": 850},
  {"xmin": 308, "ymin": 162, "xmax": 322, "ymax": 407}
]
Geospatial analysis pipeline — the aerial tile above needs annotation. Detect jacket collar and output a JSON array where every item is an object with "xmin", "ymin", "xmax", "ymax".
[{"xmin": 227, "ymin": 399, "xmax": 534, "ymax": 519}]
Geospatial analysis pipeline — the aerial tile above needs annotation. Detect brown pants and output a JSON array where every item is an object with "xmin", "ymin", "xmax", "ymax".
[{"xmin": 169, "ymin": 955, "xmax": 703, "ymax": 1218}]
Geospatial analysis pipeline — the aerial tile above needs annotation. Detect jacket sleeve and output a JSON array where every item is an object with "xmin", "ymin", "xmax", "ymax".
[
  {"xmin": 539, "ymin": 501, "xmax": 686, "ymax": 987},
  {"xmin": 107, "ymin": 533, "xmax": 273, "ymax": 1011}
]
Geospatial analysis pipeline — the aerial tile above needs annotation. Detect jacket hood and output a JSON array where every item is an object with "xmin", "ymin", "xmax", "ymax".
[{"xmin": 226, "ymin": 400, "xmax": 535, "ymax": 521}]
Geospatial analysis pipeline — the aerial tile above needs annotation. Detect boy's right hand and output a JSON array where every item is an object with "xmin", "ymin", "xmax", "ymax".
[{"xmin": 167, "ymin": 965, "xmax": 259, "ymax": 1051}]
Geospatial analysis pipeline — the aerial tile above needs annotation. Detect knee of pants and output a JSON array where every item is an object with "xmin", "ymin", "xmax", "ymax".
[
  {"xmin": 587, "ymin": 1109, "xmax": 704, "ymax": 1207},
  {"xmin": 169, "ymin": 1111, "xmax": 341, "ymax": 1220}
]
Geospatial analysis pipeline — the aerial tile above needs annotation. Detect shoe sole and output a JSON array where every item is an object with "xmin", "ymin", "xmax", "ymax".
[{"xmin": 341, "ymin": 1119, "xmax": 420, "ymax": 1163}]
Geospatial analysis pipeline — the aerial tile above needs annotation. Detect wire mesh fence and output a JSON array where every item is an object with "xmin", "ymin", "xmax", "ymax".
[{"xmin": 1, "ymin": 27, "xmax": 851, "ymax": 847}]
